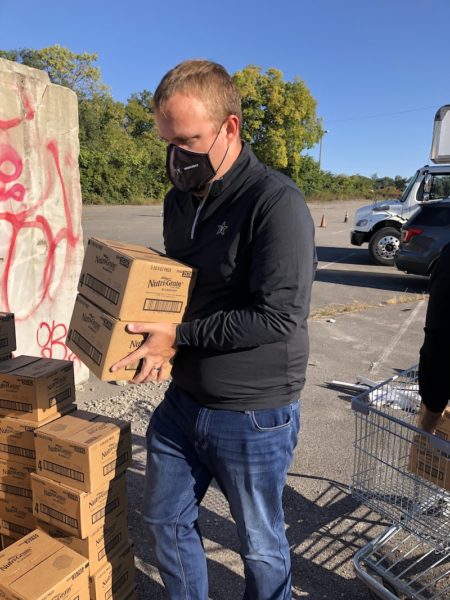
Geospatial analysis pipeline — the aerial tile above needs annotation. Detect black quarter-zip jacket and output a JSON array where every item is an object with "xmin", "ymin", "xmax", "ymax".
[
  {"xmin": 163, "ymin": 142, "xmax": 316, "ymax": 410},
  {"xmin": 419, "ymin": 243, "xmax": 450, "ymax": 413}
]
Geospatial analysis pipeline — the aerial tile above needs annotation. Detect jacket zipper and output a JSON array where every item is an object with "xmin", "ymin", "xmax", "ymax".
[{"xmin": 190, "ymin": 187, "xmax": 211, "ymax": 240}]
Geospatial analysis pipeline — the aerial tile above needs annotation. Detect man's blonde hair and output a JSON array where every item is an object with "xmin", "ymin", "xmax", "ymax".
[{"xmin": 154, "ymin": 60, "xmax": 242, "ymax": 126}]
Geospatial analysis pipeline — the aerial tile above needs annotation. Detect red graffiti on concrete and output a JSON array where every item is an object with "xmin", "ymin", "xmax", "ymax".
[
  {"xmin": 0, "ymin": 143, "xmax": 25, "ymax": 202},
  {"xmin": 0, "ymin": 87, "xmax": 81, "ymax": 367},
  {"xmin": 0, "ymin": 89, "xmax": 34, "ymax": 130},
  {"xmin": 0, "ymin": 139, "xmax": 79, "ymax": 316},
  {"xmin": 36, "ymin": 320, "xmax": 80, "ymax": 366}
]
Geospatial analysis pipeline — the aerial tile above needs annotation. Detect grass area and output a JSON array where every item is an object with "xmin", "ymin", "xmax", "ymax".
[
  {"xmin": 385, "ymin": 293, "xmax": 427, "ymax": 305},
  {"xmin": 82, "ymin": 197, "xmax": 372, "ymax": 206},
  {"xmin": 310, "ymin": 293, "xmax": 427, "ymax": 320}
]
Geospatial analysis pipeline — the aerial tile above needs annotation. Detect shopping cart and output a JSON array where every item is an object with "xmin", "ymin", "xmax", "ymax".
[{"xmin": 351, "ymin": 365, "xmax": 450, "ymax": 599}]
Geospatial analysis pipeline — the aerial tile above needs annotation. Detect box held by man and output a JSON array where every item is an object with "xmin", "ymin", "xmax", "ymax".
[
  {"xmin": 78, "ymin": 237, "xmax": 195, "ymax": 322},
  {"xmin": 67, "ymin": 295, "xmax": 150, "ymax": 381}
]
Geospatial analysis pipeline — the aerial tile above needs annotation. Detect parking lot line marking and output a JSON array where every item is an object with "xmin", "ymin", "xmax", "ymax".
[
  {"xmin": 328, "ymin": 228, "xmax": 351, "ymax": 235},
  {"xmin": 370, "ymin": 299, "xmax": 426, "ymax": 374},
  {"xmin": 318, "ymin": 251, "xmax": 357, "ymax": 270}
]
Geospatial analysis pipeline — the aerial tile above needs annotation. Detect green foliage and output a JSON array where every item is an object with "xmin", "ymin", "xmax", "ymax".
[
  {"xmin": 0, "ymin": 45, "xmax": 107, "ymax": 98},
  {"xmin": 0, "ymin": 44, "xmax": 171, "ymax": 202},
  {"xmin": 78, "ymin": 93, "xmax": 169, "ymax": 203},
  {"xmin": 299, "ymin": 155, "xmax": 407, "ymax": 201},
  {"xmin": 0, "ymin": 46, "xmax": 408, "ymax": 204},
  {"xmin": 233, "ymin": 66, "xmax": 322, "ymax": 182}
]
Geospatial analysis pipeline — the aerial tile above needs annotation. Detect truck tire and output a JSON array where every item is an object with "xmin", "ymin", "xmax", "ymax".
[{"xmin": 368, "ymin": 227, "xmax": 401, "ymax": 266}]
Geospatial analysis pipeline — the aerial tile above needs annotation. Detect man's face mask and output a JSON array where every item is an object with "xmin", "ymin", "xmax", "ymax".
[{"xmin": 166, "ymin": 122, "xmax": 228, "ymax": 193}]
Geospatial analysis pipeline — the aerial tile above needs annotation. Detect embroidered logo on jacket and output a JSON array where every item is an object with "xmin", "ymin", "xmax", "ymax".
[{"xmin": 216, "ymin": 221, "xmax": 228, "ymax": 236}]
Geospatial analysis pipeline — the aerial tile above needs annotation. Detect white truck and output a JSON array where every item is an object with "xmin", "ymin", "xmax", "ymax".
[{"xmin": 350, "ymin": 105, "xmax": 450, "ymax": 266}]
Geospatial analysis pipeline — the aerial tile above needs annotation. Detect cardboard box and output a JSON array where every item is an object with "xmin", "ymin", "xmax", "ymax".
[
  {"xmin": 0, "ymin": 521, "xmax": 33, "ymax": 541},
  {"xmin": 89, "ymin": 543, "xmax": 135, "ymax": 600},
  {"xmin": 435, "ymin": 407, "xmax": 450, "ymax": 441},
  {"xmin": 0, "ymin": 405, "xmax": 76, "ymax": 466},
  {"xmin": 0, "ymin": 494, "xmax": 36, "ymax": 538},
  {"xmin": 37, "ymin": 510, "xmax": 129, "ymax": 574},
  {"xmin": 0, "ymin": 529, "xmax": 89, "ymax": 600},
  {"xmin": 0, "ymin": 356, "xmax": 75, "ymax": 422},
  {"xmin": 0, "ymin": 313, "xmax": 16, "ymax": 358},
  {"xmin": 409, "ymin": 439, "xmax": 450, "ymax": 492},
  {"xmin": 78, "ymin": 237, "xmax": 195, "ymax": 322},
  {"xmin": 0, "ymin": 459, "xmax": 34, "ymax": 500},
  {"xmin": 408, "ymin": 408, "xmax": 450, "ymax": 492},
  {"xmin": 67, "ymin": 294, "xmax": 161, "ymax": 381},
  {"xmin": 0, "ymin": 534, "xmax": 15, "ymax": 549},
  {"xmin": 34, "ymin": 410, "xmax": 131, "ymax": 492},
  {"xmin": 31, "ymin": 473, "xmax": 128, "ymax": 539}
]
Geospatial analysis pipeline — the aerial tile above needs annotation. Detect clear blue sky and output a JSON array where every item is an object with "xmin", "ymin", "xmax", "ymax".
[{"xmin": 1, "ymin": 0, "xmax": 450, "ymax": 178}]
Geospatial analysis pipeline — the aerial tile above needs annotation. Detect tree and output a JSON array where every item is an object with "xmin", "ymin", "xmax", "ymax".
[
  {"xmin": 297, "ymin": 155, "xmax": 322, "ymax": 196},
  {"xmin": 1, "ymin": 45, "xmax": 167, "ymax": 202},
  {"xmin": 394, "ymin": 175, "xmax": 408, "ymax": 191},
  {"xmin": 233, "ymin": 66, "xmax": 322, "ymax": 184},
  {"xmin": 0, "ymin": 45, "xmax": 107, "ymax": 98},
  {"xmin": 124, "ymin": 91, "xmax": 169, "ymax": 200},
  {"xmin": 1, "ymin": 46, "xmax": 406, "ymax": 203},
  {"xmin": 125, "ymin": 90, "xmax": 156, "ymax": 137},
  {"xmin": 78, "ymin": 92, "xmax": 168, "ymax": 203}
]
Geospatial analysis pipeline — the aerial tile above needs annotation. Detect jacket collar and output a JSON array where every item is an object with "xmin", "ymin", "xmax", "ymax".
[{"xmin": 206, "ymin": 141, "xmax": 256, "ymax": 199}]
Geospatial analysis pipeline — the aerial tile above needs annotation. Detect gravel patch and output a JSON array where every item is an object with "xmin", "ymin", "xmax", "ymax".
[{"xmin": 78, "ymin": 380, "xmax": 169, "ymax": 436}]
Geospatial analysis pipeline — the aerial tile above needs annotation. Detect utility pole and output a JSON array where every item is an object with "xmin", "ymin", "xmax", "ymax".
[{"xmin": 318, "ymin": 129, "xmax": 329, "ymax": 170}]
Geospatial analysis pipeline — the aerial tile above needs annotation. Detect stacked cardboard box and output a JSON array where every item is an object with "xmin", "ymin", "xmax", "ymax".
[
  {"xmin": 0, "ymin": 529, "xmax": 90, "ymax": 599},
  {"xmin": 0, "ymin": 355, "xmax": 76, "ymax": 423},
  {"xmin": 67, "ymin": 237, "xmax": 196, "ymax": 380},
  {"xmin": 0, "ymin": 335, "xmax": 76, "ymax": 542},
  {"xmin": 0, "ymin": 310, "xmax": 137, "ymax": 597},
  {"xmin": 31, "ymin": 410, "xmax": 136, "ymax": 599},
  {"xmin": 0, "ymin": 312, "xmax": 15, "ymax": 361}
]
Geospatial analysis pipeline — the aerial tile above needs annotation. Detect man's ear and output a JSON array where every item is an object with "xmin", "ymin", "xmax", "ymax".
[{"xmin": 225, "ymin": 114, "xmax": 240, "ymax": 143}]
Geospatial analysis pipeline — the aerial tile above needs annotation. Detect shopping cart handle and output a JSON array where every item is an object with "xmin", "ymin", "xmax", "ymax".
[
  {"xmin": 351, "ymin": 395, "xmax": 450, "ymax": 454},
  {"xmin": 351, "ymin": 395, "xmax": 370, "ymax": 414}
]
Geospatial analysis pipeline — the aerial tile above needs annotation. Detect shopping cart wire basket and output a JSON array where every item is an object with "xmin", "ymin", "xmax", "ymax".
[
  {"xmin": 352, "ymin": 365, "xmax": 450, "ymax": 599},
  {"xmin": 352, "ymin": 364, "xmax": 450, "ymax": 553}
]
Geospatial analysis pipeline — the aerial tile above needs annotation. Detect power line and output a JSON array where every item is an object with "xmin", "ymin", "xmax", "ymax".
[{"xmin": 328, "ymin": 105, "xmax": 437, "ymax": 124}]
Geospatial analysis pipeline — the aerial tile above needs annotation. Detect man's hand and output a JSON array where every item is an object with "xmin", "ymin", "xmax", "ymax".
[
  {"xmin": 110, "ymin": 322, "xmax": 177, "ymax": 384},
  {"xmin": 418, "ymin": 402, "xmax": 445, "ymax": 434}
]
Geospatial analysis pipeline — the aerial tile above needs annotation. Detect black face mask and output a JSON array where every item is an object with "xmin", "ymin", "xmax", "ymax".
[{"xmin": 166, "ymin": 124, "xmax": 228, "ymax": 193}]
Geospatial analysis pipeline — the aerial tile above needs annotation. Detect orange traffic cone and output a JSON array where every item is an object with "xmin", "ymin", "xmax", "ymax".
[
  {"xmin": 344, "ymin": 211, "xmax": 348, "ymax": 223},
  {"xmin": 319, "ymin": 214, "xmax": 326, "ymax": 228}
]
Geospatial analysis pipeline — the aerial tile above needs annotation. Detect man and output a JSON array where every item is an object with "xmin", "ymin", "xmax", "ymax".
[
  {"xmin": 112, "ymin": 59, "xmax": 316, "ymax": 600},
  {"xmin": 418, "ymin": 243, "xmax": 450, "ymax": 432}
]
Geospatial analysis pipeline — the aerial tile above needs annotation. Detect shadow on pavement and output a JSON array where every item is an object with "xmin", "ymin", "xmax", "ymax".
[
  {"xmin": 128, "ymin": 432, "xmax": 379, "ymax": 599},
  {"xmin": 315, "ymin": 267, "xmax": 429, "ymax": 293},
  {"xmin": 285, "ymin": 476, "xmax": 381, "ymax": 599},
  {"xmin": 317, "ymin": 246, "xmax": 373, "ymax": 266}
]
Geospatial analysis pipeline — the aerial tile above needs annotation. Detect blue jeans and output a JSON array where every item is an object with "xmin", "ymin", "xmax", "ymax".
[{"xmin": 142, "ymin": 384, "xmax": 300, "ymax": 600}]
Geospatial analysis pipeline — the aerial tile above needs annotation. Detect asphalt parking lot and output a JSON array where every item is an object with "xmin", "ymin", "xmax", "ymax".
[{"xmin": 79, "ymin": 200, "xmax": 431, "ymax": 599}]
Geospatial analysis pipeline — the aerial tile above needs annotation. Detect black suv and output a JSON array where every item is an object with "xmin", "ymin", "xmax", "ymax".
[{"xmin": 395, "ymin": 200, "xmax": 450, "ymax": 276}]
